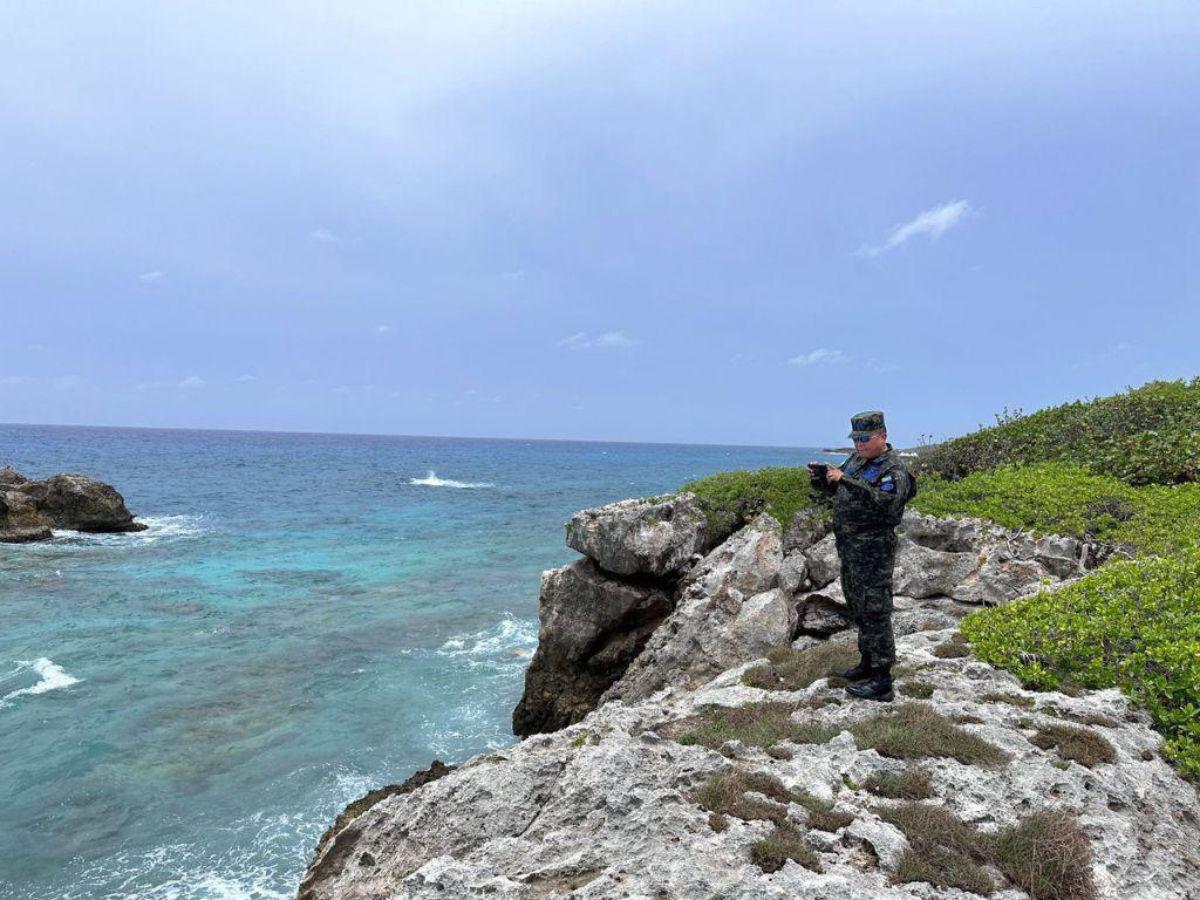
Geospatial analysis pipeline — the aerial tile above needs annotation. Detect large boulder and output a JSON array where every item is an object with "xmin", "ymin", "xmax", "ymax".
[
  {"xmin": 892, "ymin": 541, "xmax": 978, "ymax": 599},
  {"xmin": 565, "ymin": 492, "xmax": 707, "ymax": 578},
  {"xmin": 5, "ymin": 471, "xmax": 146, "ymax": 534},
  {"xmin": 782, "ymin": 507, "xmax": 830, "ymax": 554},
  {"xmin": 803, "ymin": 533, "xmax": 841, "ymax": 589},
  {"xmin": 512, "ymin": 559, "xmax": 672, "ymax": 736},
  {"xmin": 601, "ymin": 516, "xmax": 791, "ymax": 703}
]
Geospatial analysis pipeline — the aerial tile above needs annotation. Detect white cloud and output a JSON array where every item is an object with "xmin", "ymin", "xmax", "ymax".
[
  {"xmin": 858, "ymin": 200, "xmax": 971, "ymax": 257},
  {"xmin": 558, "ymin": 330, "xmax": 639, "ymax": 350},
  {"xmin": 0, "ymin": 375, "xmax": 34, "ymax": 385},
  {"xmin": 236, "ymin": 374, "xmax": 258, "ymax": 382},
  {"xmin": 788, "ymin": 347, "xmax": 847, "ymax": 366},
  {"xmin": 178, "ymin": 375, "xmax": 205, "ymax": 389},
  {"xmin": 309, "ymin": 228, "xmax": 341, "ymax": 244},
  {"xmin": 138, "ymin": 270, "xmax": 165, "ymax": 282},
  {"xmin": 373, "ymin": 324, "xmax": 393, "ymax": 334}
]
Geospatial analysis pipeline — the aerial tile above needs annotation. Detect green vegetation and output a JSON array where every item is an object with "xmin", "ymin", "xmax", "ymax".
[
  {"xmin": 750, "ymin": 822, "xmax": 821, "ymax": 873},
  {"xmin": 913, "ymin": 462, "xmax": 1200, "ymax": 557},
  {"xmin": 1029, "ymin": 723, "xmax": 1117, "ymax": 769},
  {"xmin": 741, "ymin": 640, "xmax": 858, "ymax": 692},
  {"xmin": 850, "ymin": 703, "xmax": 1010, "ymax": 766},
  {"xmin": 693, "ymin": 769, "xmax": 795, "ymax": 826},
  {"xmin": 980, "ymin": 691, "xmax": 1036, "ymax": 709},
  {"xmin": 963, "ymin": 550, "xmax": 1200, "ymax": 778},
  {"xmin": 671, "ymin": 702, "xmax": 839, "ymax": 751},
  {"xmin": 681, "ymin": 466, "xmax": 822, "ymax": 541},
  {"xmin": 882, "ymin": 803, "xmax": 1096, "ymax": 899},
  {"xmin": 914, "ymin": 377, "xmax": 1200, "ymax": 485},
  {"xmin": 862, "ymin": 768, "xmax": 934, "ymax": 800}
]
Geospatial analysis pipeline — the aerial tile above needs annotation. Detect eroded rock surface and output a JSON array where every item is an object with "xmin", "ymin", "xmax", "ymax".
[
  {"xmin": 301, "ymin": 629, "xmax": 1200, "ymax": 900},
  {"xmin": 565, "ymin": 492, "xmax": 707, "ymax": 577},
  {"xmin": 600, "ymin": 515, "xmax": 790, "ymax": 704},
  {"xmin": 512, "ymin": 559, "xmax": 672, "ymax": 736}
]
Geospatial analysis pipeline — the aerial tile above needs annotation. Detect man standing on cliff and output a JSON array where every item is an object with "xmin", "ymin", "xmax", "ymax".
[{"xmin": 809, "ymin": 411, "xmax": 915, "ymax": 702}]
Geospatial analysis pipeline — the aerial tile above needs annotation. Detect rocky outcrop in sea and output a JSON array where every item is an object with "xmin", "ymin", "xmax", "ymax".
[
  {"xmin": 299, "ymin": 493, "xmax": 1198, "ymax": 899},
  {"xmin": 0, "ymin": 466, "xmax": 145, "ymax": 542}
]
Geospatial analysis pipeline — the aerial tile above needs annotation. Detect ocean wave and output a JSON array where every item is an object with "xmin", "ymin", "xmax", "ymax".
[
  {"xmin": 49, "ymin": 514, "xmax": 208, "ymax": 547},
  {"xmin": 408, "ymin": 470, "xmax": 494, "ymax": 489},
  {"xmin": 436, "ymin": 616, "xmax": 538, "ymax": 661},
  {"xmin": 0, "ymin": 657, "xmax": 81, "ymax": 707}
]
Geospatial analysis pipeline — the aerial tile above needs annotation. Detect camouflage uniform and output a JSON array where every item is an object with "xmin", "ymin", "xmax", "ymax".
[{"xmin": 816, "ymin": 412, "xmax": 914, "ymax": 671}]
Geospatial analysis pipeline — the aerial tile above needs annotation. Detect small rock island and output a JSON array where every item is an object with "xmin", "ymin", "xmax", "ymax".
[{"xmin": 0, "ymin": 466, "xmax": 145, "ymax": 542}]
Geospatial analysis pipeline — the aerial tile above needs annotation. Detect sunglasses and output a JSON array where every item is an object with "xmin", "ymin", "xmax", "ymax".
[{"xmin": 851, "ymin": 433, "xmax": 876, "ymax": 443}]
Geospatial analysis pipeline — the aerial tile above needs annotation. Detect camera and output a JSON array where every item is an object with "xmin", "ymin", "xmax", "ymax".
[{"xmin": 808, "ymin": 462, "xmax": 829, "ymax": 481}]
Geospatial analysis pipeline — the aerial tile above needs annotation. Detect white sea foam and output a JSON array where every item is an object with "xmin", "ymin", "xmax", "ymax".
[
  {"xmin": 0, "ymin": 657, "xmax": 81, "ymax": 707},
  {"xmin": 408, "ymin": 470, "xmax": 494, "ymax": 489},
  {"xmin": 437, "ymin": 616, "xmax": 538, "ymax": 660},
  {"xmin": 48, "ymin": 513, "xmax": 207, "ymax": 547}
]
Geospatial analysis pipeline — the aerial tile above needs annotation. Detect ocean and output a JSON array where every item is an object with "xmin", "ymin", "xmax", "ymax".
[{"xmin": 0, "ymin": 424, "xmax": 839, "ymax": 899}]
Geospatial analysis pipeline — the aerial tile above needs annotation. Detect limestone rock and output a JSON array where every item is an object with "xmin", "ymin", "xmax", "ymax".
[
  {"xmin": 602, "ymin": 517, "xmax": 790, "ymax": 703},
  {"xmin": 892, "ymin": 540, "xmax": 978, "ymax": 599},
  {"xmin": 303, "ymin": 628, "xmax": 1200, "ymax": 900},
  {"xmin": 797, "ymin": 588, "xmax": 852, "ymax": 637},
  {"xmin": 512, "ymin": 559, "xmax": 672, "ymax": 736},
  {"xmin": 565, "ymin": 492, "xmax": 706, "ymax": 578},
  {"xmin": 803, "ymin": 533, "xmax": 840, "ymax": 589},
  {"xmin": 778, "ymin": 552, "xmax": 808, "ymax": 596}
]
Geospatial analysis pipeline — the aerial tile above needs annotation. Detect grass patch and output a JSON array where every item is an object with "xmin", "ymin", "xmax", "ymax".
[
  {"xmin": 1042, "ymin": 707, "xmax": 1121, "ymax": 728},
  {"xmin": 913, "ymin": 377, "xmax": 1200, "ymax": 486},
  {"xmin": 962, "ymin": 551, "xmax": 1200, "ymax": 779},
  {"xmin": 681, "ymin": 466, "xmax": 825, "ymax": 544},
  {"xmin": 882, "ymin": 803, "xmax": 1097, "ymax": 899},
  {"xmin": 981, "ymin": 691, "xmax": 1036, "ymax": 709},
  {"xmin": 880, "ymin": 803, "xmax": 993, "ymax": 895},
  {"xmin": 899, "ymin": 680, "xmax": 934, "ymax": 699},
  {"xmin": 850, "ymin": 703, "xmax": 1010, "ymax": 766},
  {"xmin": 750, "ymin": 822, "xmax": 821, "ymax": 873},
  {"xmin": 1029, "ymin": 724, "xmax": 1117, "ymax": 768},
  {"xmin": 862, "ymin": 768, "xmax": 935, "ymax": 800},
  {"xmin": 991, "ymin": 810, "xmax": 1096, "ymax": 900},
  {"xmin": 693, "ymin": 770, "xmax": 794, "ymax": 825},
  {"xmin": 672, "ymin": 702, "xmax": 839, "ymax": 751},
  {"xmin": 932, "ymin": 632, "xmax": 971, "ymax": 659},
  {"xmin": 741, "ymin": 640, "xmax": 858, "ymax": 692}
]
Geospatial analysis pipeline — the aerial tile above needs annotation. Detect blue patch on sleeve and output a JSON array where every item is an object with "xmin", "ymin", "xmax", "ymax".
[{"xmin": 881, "ymin": 481, "xmax": 896, "ymax": 493}]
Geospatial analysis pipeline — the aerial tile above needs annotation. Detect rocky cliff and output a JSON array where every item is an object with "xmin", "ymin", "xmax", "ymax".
[
  {"xmin": 299, "ymin": 494, "xmax": 1197, "ymax": 899},
  {"xmin": 0, "ymin": 466, "xmax": 145, "ymax": 542}
]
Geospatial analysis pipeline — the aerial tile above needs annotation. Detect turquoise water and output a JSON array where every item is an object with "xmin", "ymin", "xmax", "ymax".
[{"xmin": 0, "ymin": 425, "xmax": 836, "ymax": 899}]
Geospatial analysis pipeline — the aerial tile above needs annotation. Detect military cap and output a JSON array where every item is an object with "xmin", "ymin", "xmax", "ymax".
[{"xmin": 848, "ymin": 410, "xmax": 886, "ymax": 438}]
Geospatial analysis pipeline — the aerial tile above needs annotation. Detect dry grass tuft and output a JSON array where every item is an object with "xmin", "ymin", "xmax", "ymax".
[
  {"xmin": 880, "ymin": 802, "xmax": 993, "ymax": 895},
  {"xmin": 851, "ymin": 703, "xmax": 1011, "ymax": 766},
  {"xmin": 991, "ymin": 810, "xmax": 1097, "ymax": 900},
  {"xmin": 900, "ymin": 680, "xmax": 934, "ymax": 699},
  {"xmin": 750, "ymin": 822, "xmax": 821, "ymax": 873},
  {"xmin": 862, "ymin": 768, "xmax": 935, "ymax": 800},
  {"xmin": 693, "ymin": 770, "xmax": 792, "ymax": 825},
  {"xmin": 981, "ymin": 691, "xmax": 1036, "ymax": 709},
  {"xmin": 933, "ymin": 632, "xmax": 972, "ymax": 659},
  {"xmin": 672, "ymin": 702, "xmax": 839, "ymax": 751},
  {"xmin": 1030, "ymin": 724, "xmax": 1117, "ymax": 768},
  {"xmin": 741, "ymin": 640, "xmax": 859, "ymax": 692}
]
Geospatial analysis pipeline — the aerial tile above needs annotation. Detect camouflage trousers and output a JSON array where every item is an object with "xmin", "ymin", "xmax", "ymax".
[{"xmin": 834, "ymin": 527, "xmax": 897, "ymax": 670}]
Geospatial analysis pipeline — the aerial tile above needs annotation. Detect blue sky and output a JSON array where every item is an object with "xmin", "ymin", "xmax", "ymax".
[{"xmin": 1, "ymin": 2, "xmax": 1197, "ymax": 446}]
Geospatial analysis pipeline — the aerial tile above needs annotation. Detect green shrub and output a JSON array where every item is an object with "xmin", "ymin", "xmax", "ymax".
[
  {"xmin": 914, "ymin": 377, "xmax": 1200, "ymax": 485},
  {"xmin": 962, "ymin": 551, "xmax": 1200, "ymax": 779},
  {"xmin": 913, "ymin": 462, "xmax": 1200, "ymax": 557},
  {"xmin": 681, "ymin": 466, "xmax": 823, "ymax": 543}
]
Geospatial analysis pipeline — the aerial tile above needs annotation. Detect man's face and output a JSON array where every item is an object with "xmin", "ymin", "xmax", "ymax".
[{"xmin": 853, "ymin": 429, "xmax": 888, "ymax": 459}]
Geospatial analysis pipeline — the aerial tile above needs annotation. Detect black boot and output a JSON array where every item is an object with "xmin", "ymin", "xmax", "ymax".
[
  {"xmin": 833, "ymin": 653, "xmax": 872, "ymax": 682},
  {"xmin": 846, "ymin": 666, "xmax": 894, "ymax": 702}
]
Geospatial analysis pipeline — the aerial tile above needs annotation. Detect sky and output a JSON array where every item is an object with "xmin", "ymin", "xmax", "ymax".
[{"xmin": 1, "ymin": 1, "xmax": 1197, "ymax": 447}]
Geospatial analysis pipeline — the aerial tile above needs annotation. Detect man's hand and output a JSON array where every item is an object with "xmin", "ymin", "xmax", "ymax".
[{"xmin": 826, "ymin": 466, "xmax": 844, "ymax": 483}]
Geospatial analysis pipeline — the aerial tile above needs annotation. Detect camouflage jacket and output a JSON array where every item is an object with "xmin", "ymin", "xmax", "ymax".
[{"xmin": 816, "ymin": 444, "xmax": 914, "ymax": 532}]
